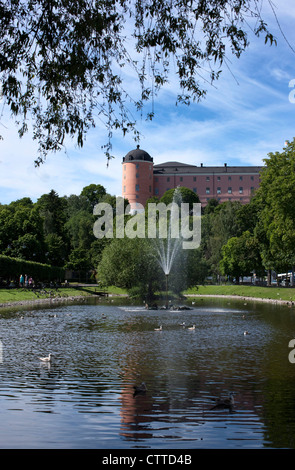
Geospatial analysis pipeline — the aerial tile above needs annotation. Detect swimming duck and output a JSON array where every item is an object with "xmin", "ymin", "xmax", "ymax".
[
  {"xmin": 188, "ymin": 324, "xmax": 196, "ymax": 330},
  {"xmin": 211, "ymin": 392, "xmax": 235, "ymax": 410},
  {"xmin": 154, "ymin": 325, "xmax": 162, "ymax": 331},
  {"xmin": 133, "ymin": 382, "xmax": 147, "ymax": 397}
]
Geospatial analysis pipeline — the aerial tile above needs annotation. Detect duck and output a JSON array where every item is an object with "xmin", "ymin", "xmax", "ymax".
[
  {"xmin": 178, "ymin": 321, "xmax": 186, "ymax": 327},
  {"xmin": 211, "ymin": 392, "xmax": 235, "ymax": 410},
  {"xmin": 39, "ymin": 353, "xmax": 52, "ymax": 362},
  {"xmin": 154, "ymin": 325, "xmax": 162, "ymax": 331},
  {"xmin": 133, "ymin": 382, "xmax": 147, "ymax": 397},
  {"xmin": 244, "ymin": 330, "xmax": 250, "ymax": 335},
  {"xmin": 188, "ymin": 324, "xmax": 196, "ymax": 330}
]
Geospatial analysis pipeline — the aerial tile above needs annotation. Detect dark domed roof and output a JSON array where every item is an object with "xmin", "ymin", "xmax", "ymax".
[{"xmin": 123, "ymin": 145, "xmax": 153, "ymax": 163}]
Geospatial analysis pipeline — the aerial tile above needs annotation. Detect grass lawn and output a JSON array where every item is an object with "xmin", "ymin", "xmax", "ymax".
[
  {"xmin": 0, "ymin": 285, "xmax": 127, "ymax": 304},
  {"xmin": 184, "ymin": 284, "xmax": 295, "ymax": 301}
]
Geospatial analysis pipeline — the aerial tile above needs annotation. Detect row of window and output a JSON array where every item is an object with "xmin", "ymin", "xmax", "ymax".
[
  {"xmin": 123, "ymin": 164, "xmax": 153, "ymax": 170},
  {"xmin": 155, "ymin": 175, "xmax": 256, "ymax": 183},
  {"xmin": 123, "ymin": 173, "xmax": 152, "ymax": 179},
  {"xmin": 123, "ymin": 185, "xmax": 254, "ymax": 195},
  {"xmin": 158, "ymin": 187, "xmax": 254, "ymax": 195},
  {"xmin": 123, "ymin": 185, "xmax": 152, "ymax": 193}
]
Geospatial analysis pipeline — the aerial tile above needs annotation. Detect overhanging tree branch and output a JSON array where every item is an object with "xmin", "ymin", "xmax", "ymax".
[{"xmin": 0, "ymin": 0, "xmax": 277, "ymax": 164}]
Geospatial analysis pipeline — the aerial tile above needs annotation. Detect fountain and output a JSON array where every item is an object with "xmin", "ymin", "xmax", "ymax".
[{"xmin": 152, "ymin": 188, "xmax": 184, "ymax": 309}]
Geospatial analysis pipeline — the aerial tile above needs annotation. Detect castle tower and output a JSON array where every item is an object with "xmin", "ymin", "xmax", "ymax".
[{"xmin": 122, "ymin": 145, "xmax": 154, "ymax": 212}]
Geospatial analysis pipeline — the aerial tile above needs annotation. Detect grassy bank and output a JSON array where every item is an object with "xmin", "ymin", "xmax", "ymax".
[
  {"xmin": 184, "ymin": 284, "xmax": 295, "ymax": 302},
  {"xmin": 0, "ymin": 285, "xmax": 127, "ymax": 305},
  {"xmin": 2, "ymin": 283, "xmax": 295, "ymax": 307}
]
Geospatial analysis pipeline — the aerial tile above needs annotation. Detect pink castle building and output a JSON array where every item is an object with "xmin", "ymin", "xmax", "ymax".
[{"xmin": 122, "ymin": 146, "xmax": 262, "ymax": 210}]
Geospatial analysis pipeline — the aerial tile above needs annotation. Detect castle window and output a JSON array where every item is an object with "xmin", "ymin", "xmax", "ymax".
[
  {"xmin": 167, "ymin": 177, "xmax": 170, "ymax": 182},
  {"xmin": 239, "ymin": 176, "xmax": 243, "ymax": 181},
  {"xmin": 123, "ymin": 186, "xmax": 126, "ymax": 192},
  {"xmin": 155, "ymin": 177, "xmax": 158, "ymax": 182},
  {"xmin": 136, "ymin": 173, "xmax": 139, "ymax": 178},
  {"xmin": 136, "ymin": 163, "xmax": 139, "ymax": 169},
  {"xmin": 239, "ymin": 187, "xmax": 243, "ymax": 194},
  {"xmin": 124, "ymin": 165, "xmax": 126, "ymax": 171},
  {"xmin": 228, "ymin": 176, "xmax": 231, "ymax": 181},
  {"xmin": 206, "ymin": 176, "xmax": 210, "ymax": 181},
  {"xmin": 217, "ymin": 176, "xmax": 221, "ymax": 181},
  {"xmin": 180, "ymin": 177, "xmax": 183, "ymax": 182},
  {"xmin": 206, "ymin": 187, "xmax": 210, "ymax": 194},
  {"xmin": 251, "ymin": 176, "xmax": 254, "ymax": 181},
  {"xmin": 135, "ymin": 184, "xmax": 139, "ymax": 191},
  {"xmin": 193, "ymin": 176, "xmax": 196, "ymax": 182},
  {"xmin": 155, "ymin": 188, "xmax": 159, "ymax": 195},
  {"xmin": 217, "ymin": 187, "xmax": 221, "ymax": 194},
  {"xmin": 228, "ymin": 187, "xmax": 232, "ymax": 194},
  {"xmin": 193, "ymin": 187, "xmax": 197, "ymax": 193}
]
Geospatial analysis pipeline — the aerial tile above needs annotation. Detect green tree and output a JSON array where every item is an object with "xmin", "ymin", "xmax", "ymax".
[
  {"xmin": 0, "ymin": 199, "xmax": 46, "ymax": 262},
  {"xmin": 36, "ymin": 190, "xmax": 67, "ymax": 237},
  {"xmin": 45, "ymin": 233, "xmax": 66, "ymax": 267},
  {"xmin": 66, "ymin": 248, "xmax": 92, "ymax": 282},
  {"xmin": 0, "ymin": 1, "xmax": 275, "ymax": 163},
  {"xmin": 98, "ymin": 237, "xmax": 162, "ymax": 300},
  {"xmin": 220, "ymin": 230, "xmax": 263, "ymax": 282},
  {"xmin": 65, "ymin": 210, "xmax": 95, "ymax": 250},
  {"xmin": 80, "ymin": 184, "xmax": 107, "ymax": 209},
  {"xmin": 202, "ymin": 201, "xmax": 242, "ymax": 278},
  {"xmin": 254, "ymin": 139, "xmax": 295, "ymax": 278},
  {"xmin": 64, "ymin": 194, "xmax": 92, "ymax": 217},
  {"xmin": 160, "ymin": 186, "xmax": 200, "ymax": 209}
]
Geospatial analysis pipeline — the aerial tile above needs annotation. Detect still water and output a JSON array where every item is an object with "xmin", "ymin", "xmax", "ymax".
[{"xmin": 0, "ymin": 296, "xmax": 295, "ymax": 449}]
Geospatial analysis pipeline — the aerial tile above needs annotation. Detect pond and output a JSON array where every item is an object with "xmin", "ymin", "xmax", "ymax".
[{"xmin": 0, "ymin": 296, "xmax": 295, "ymax": 449}]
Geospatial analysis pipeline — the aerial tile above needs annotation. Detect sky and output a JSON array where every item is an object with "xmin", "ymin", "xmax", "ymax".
[{"xmin": 1, "ymin": 1, "xmax": 295, "ymax": 205}]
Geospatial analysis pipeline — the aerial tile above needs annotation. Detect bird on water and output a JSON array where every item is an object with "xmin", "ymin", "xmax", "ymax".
[
  {"xmin": 210, "ymin": 392, "xmax": 235, "ymax": 410},
  {"xmin": 39, "ymin": 353, "xmax": 52, "ymax": 362},
  {"xmin": 133, "ymin": 382, "xmax": 147, "ymax": 397}
]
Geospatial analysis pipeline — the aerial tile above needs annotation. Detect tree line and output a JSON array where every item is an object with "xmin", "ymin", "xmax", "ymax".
[
  {"xmin": 1, "ymin": 140, "xmax": 295, "ymax": 293},
  {"xmin": 0, "ymin": 183, "xmax": 119, "ymax": 284}
]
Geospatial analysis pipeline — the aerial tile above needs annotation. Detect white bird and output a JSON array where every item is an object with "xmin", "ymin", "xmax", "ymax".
[
  {"xmin": 39, "ymin": 353, "xmax": 52, "ymax": 362},
  {"xmin": 188, "ymin": 324, "xmax": 196, "ymax": 330},
  {"xmin": 154, "ymin": 325, "xmax": 162, "ymax": 331},
  {"xmin": 244, "ymin": 331, "xmax": 250, "ymax": 335}
]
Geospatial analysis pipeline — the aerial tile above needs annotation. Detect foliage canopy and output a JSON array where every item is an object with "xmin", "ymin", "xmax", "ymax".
[{"xmin": 0, "ymin": 0, "xmax": 275, "ymax": 164}]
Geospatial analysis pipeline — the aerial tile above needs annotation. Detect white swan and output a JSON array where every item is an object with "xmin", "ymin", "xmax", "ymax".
[{"xmin": 39, "ymin": 353, "xmax": 52, "ymax": 362}]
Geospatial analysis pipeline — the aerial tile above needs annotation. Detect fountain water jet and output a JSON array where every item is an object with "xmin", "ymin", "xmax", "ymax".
[{"xmin": 152, "ymin": 188, "xmax": 183, "ymax": 308}]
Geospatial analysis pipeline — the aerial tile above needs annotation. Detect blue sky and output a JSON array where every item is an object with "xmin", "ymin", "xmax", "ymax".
[{"xmin": 1, "ymin": 1, "xmax": 295, "ymax": 205}]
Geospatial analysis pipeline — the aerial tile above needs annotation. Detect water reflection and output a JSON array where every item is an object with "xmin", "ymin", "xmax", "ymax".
[{"xmin": 0, "ymin": 298, "xmax": 295, "ymax": 448}]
